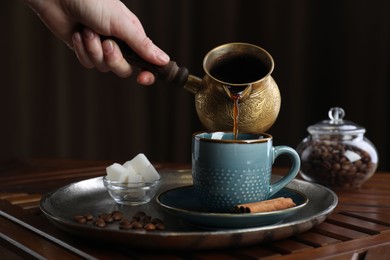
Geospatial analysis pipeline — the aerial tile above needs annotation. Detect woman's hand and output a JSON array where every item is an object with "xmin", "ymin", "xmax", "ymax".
[{"xmin": 22, "ymin": 0, "xmax": 169, "ymax": 85}]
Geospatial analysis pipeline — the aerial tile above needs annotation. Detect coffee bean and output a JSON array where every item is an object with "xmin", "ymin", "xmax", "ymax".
[
  {"xmin": 99, "ymin": 213, "xmax": 114, "ymax": 223},
  {"xmin": 74, "ymin": 215, "xmax": 86, "ymax": 224},
  {"xmin": 155, "ymin": 223, "xmax": 165, "ymax": 230},
  {"xmin": 144, "ymin": 223, "xmax": 156, "ymax": 231},
  {"xmin": 112, "ymin": 211, "xmax": 124, "ymax": 221},
  {"xmin": 84, "ymin": 213, "xmax": 94, "ymax": 221},
  {"xmin": 95, "ymin": 217, "xmax": 106, "ymax": 228},
  {"xmin": 119, "ymin": 219, "xmax": 133, "ymax": 230},
  {"xmin": 132, "ymin": 221, "xmax": 144, "ymax": 229},
  {"xmin": 120, "ymin": 218, "xmax": 131, "ymax": 225}
]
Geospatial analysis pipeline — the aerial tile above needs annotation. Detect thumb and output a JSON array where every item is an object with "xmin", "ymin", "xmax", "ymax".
[
  {"xmin": 113, "ymin": 15, "xmax": 170, "ymax": 66},
  {"xmin": 132, "ymin": 36, "xmax": 170, "ymax": 66},
  {"xmin": 78, "ymin": 0, "xmax": 170, "ymax": 66}
]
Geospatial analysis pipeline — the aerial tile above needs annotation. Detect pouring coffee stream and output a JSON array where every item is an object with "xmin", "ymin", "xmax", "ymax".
[{"xmin": 108, "ymin": 37, "xmax": 281, "ymax": 135}]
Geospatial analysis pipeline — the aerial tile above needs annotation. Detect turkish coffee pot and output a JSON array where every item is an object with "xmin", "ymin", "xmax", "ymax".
[{"xmin": 113, "ymin": 40, "xmax": 281, "ymax": 133}]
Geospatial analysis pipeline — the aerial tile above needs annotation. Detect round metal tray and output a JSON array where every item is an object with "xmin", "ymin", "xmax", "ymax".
[{"xmin": 40, "ymin": 169, "xmax": 338, "ymax": 250}]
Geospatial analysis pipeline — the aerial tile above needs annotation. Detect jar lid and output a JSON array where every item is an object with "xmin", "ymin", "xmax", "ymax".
[{"xmin": 307, "ymin": 107, "xmax": 366, "ymax": 135}]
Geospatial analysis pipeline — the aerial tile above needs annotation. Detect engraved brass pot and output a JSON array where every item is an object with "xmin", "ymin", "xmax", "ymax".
[{"xmin": 184, "ymin": 42, "xmax": 281, "ymax": 133}]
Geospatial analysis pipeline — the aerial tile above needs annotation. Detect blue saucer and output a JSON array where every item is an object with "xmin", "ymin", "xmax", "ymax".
[{"xmin": 156, "ymin": 186, "xmax": 308, "ymax": 229}]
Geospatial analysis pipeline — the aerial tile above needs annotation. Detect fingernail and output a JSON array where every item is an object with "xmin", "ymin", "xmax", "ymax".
[
  {"xmin": 137, "ymin": 74, "xmax": 154, "ymax": 86},
  {"xmin": 102, "ymin": 40, "xmax": 114, "ymax": 54},
  {"xmin": 157, "ymin": 51, "xmax": 170, "ymax": 64},
  {"xmin": 72, "ymin": 32, "xmax": 82, "ymax": 43},
  {"xmin": 70, "ymin": 33, "xmax": 82, "ymax": 50},
  {"xmin": 83, "ymin": 28, "xmax": 94, "ymax": 40}
]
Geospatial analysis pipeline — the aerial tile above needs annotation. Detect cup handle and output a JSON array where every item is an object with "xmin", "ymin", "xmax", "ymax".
[{"xmin": 268, "ymin": 146, "xmax": 301, "ymax": 197}]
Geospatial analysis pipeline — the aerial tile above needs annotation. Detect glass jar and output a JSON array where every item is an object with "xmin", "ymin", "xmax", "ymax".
[{"xmin": 297, "ymin": 107, "xmax": 378, "ymax": 189}]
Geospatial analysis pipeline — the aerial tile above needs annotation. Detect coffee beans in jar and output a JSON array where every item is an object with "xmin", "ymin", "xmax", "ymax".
[
  {"xmin": 297, "ymin": 107, "xmax": 378, "ymax": 189},
  {"xmin": 298, "ymin": 139, "xmax": 377, "ymax": 188}
]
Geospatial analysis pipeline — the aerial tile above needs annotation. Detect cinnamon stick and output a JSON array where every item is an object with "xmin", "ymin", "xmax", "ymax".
[{"xmin": 233, "ymin": 197, "xmax": 296, "ymax": 213}]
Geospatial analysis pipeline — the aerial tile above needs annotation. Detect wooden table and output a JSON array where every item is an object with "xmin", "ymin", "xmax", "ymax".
[{"xmin": 1, "ymin": 158, "xmax": 389, "ymax": 259}]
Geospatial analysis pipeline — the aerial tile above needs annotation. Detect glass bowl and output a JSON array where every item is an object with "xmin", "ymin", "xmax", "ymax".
[{"xmin": 103, "ymin": 176, "xmax": 160, "ymax": 205}]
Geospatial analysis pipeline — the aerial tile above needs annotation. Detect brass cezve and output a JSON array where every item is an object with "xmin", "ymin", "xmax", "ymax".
[{"xmin": 184, "ymin": 42, "xmax": 281, "ymax": 133}]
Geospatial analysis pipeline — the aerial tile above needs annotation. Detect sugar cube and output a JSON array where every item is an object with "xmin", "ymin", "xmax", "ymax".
[
  {"xmin": 106, "ymin": 163, "xmax": 128, "ymax": 182},
  {"xmin": 127, "ymin": 172, "xmax": 143, "ymax": 187},
  {"xmin": 139, "ymin": 164, "xmax": 160, "ymax": 182},
  {"xmin": 126, "ymin": 172, "xmax": 145, "ymax": 196},
  {"xmin": 127, "ymin": 153, "xmax": 151, "ymax": 173},
  {"xmin": 122, "ymin": 161, "xmax": 137, "ymax": 175}
]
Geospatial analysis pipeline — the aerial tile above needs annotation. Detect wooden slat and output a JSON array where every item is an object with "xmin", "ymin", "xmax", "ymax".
[
  {"xmin": 337, "ymin": 196, "xmax": 390, "ymax": 207},
  {"xmin": 273, "ymin": 231, "xmax": 390, "ymax": 260},
  {"xmin": 185, "ymin": 251, "xmax": 249, "ymax": 260},
  {"xmin": 0, "ymin": 193, "xmax": 42, "ymax": 210},
  {"xmin": 313, "ymin": 222, "xmax": 370, "ymax": 241},
  {"xmin": 234, "ymin": 246, "xmax": 282, "ymax": 259},
  {"xmin": 267, "ymin": 239, "xmax": 313, "ymax": 254},
  {"xmin": 365, "ymin": 243, "xmax": 390, "ymax": 260},
  {"xmin": 0, "ymin": 165, "xmax": 105, "ymax": 181},
  {"xmin": 341, "ymin": 211, "xmax": 390, "ymax": 226},
  {"xmin": 5, "ymin": 194, "xmax": 42, "ymax": 205},
  {"xmin": 0, "ymin": 167, "xmax": 105, "ymax": 194},
  {"xmin": 326, "ymin": 214, "xmax": 389, "ymax": 234},
  {"xmin": 0, "ymin": 245, "xmax": 25, "ymax": 260},
  {"xmin": 0, "ymin": 158, "xmax": 109, "ymax": 194},
  {"xmin": 0, "ymin": 214, "xmax": 86, "ymax": 259},
  {"xmin": 335, "ymin": 204, "xmax": 390, "ymax": 214},
  {"xmin": 0, "ymin": 193, "xmax": 30, "ymax": 200},
  {"xmin": 293, "ymin": 231, "xmax": 341, "ymax": 247}
]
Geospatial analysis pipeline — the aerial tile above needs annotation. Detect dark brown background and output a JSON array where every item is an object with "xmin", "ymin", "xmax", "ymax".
[{"xmin": 1, "ymin": 0, "xmax": 389, "ymax": 170}]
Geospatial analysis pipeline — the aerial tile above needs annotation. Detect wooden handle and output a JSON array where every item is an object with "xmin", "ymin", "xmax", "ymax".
[{"xmin": 102, "ymin": 36, "xmax": 189, "ymax": 87}]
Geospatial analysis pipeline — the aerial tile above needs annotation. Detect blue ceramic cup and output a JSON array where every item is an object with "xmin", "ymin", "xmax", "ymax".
[{"xmin": 192, "ymin": 132, "xmax": 301, "ymax": 212}]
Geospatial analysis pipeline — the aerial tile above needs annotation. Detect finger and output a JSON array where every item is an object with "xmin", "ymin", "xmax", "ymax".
[
  {"xmin": 135, "ymin": 36, "xmax": 170, "ymax": 66},
  {"xmin": 137, "ymin": 71, "xmax": 156, "ymax": 86},
  {"xmin": 111, "ymin": 11, "xmax": 170, "ymax": 66},
  {"xmin": 102, "ymin": 39, "xmax": 133, "ymax": 78},
  {"xmin": 82, "ymin": 28, "xmax": 110, "ymax": 72},
  {"xmin": 72, "ymin": 32, "xmax": 94, "ymax": 69}
]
